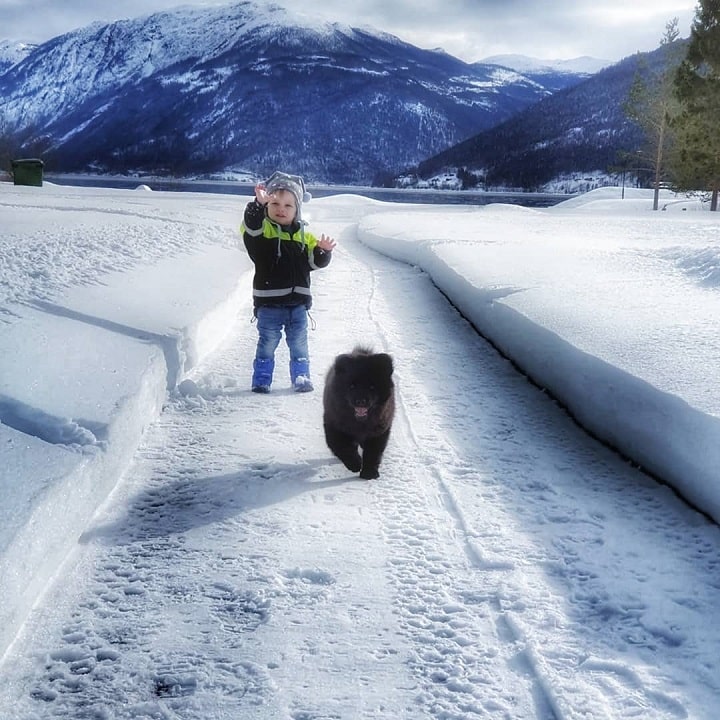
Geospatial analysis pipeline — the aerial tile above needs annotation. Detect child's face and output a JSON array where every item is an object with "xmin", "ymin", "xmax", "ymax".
[{"xmin": 266, "ymin": 189, "xmax": 297, "ymax": 224}]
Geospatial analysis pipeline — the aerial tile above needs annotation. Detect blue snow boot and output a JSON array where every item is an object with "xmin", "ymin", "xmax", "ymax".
[
  {"xmin": 290, "ymin": 358, "xmax": 314, "ymax": 393},
  {"xmin": 252, "ymin": 358, "xmax": 274, "ymax": 393}
]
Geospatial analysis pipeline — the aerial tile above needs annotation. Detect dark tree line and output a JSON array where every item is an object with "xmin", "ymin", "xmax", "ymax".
[{"xmin": 673, "ymin": 0, "xmax": 720, "ymax": 210}]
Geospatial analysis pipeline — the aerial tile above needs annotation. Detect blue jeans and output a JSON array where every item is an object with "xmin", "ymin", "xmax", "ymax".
[
  {"xmin": 252, "ymin": 305, "xmax": 311, "ymax": 388},
  {"xmin": 254, "ymin": 305, "xmax": 309, "ymax": 362}
]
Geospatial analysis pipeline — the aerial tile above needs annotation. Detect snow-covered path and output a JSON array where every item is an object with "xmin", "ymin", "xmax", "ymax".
[{"xmin": 2, "ymin": 198, "xmax": 719, "ymax": 719}]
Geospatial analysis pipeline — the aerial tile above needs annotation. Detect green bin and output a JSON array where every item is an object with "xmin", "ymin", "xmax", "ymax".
[{"xmin": 11, "ymin": 158, "xmax": 44, "ymax": 187}]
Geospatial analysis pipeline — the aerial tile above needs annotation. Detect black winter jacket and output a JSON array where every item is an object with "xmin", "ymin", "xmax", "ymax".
[{"xmin": 240, "ymin": 200, "xmax": 332, "ymax": 309}]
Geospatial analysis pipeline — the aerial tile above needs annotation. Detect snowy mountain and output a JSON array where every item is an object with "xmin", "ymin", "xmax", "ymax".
[
  {"xmin": 414, "ymin": 42, "xmax": 686, "ymax": 191},
  {"xmin": 478, "ymin": 54, "xmax": 611, "ymax": 93},
  {"xmin": 0, "ymin": 1, "xmax": 596, "ymax": 183},
  {"xmin": 0, "ymin": 39, "xmax": 34, "ymax": 74},
  {"xmin": 481, "ymin": 53, "xmax": 611, "ymax": 76}
]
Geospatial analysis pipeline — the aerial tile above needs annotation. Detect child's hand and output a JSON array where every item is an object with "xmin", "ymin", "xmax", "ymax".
[
  {"xmin": 254, "ymin": 183, "xmax": 270, "ymax": 205},
  {"xmin": 318, "ymin": 234, "xmax": 337, "ymax": 252}
]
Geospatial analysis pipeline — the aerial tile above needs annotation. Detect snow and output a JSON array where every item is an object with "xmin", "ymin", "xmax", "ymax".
[
  {"xmin": 0, "ymin": 180, "xmax": 719, "ymax": 718},
  {"xmin": 479, "ymin": 54, "xmax": 611, "ymax": 75},
  {"xmin": 0, "ymin": 39, "xmax": 34, "ymax": 69}
]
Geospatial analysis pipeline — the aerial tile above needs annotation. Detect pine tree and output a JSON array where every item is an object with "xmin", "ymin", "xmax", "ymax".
[{"xmin": 672, "ymin": 0, "xmax": 720, "ymax": 210}]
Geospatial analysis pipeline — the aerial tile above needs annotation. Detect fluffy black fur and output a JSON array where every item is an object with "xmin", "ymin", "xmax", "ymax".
[{"xmin": 323, "ymin": 346, "xmax": 395, "ymax": 479}]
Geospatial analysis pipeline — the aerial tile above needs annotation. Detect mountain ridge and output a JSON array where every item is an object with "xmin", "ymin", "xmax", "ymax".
[
  {"xmin": 0, "ymin": 2, "xmax": 607, "ymax": 184},
  {"xmin": 412, "ymin": 42, "xmax": 686, "ymax": 191},
  {"xmin": 480, "ymin": 54, "xmax": 611, "ymax": 76}
]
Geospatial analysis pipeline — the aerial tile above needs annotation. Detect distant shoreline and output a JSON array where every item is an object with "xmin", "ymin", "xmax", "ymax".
[{"xmin": 42, "ymin": 174, "xmax": 571, "ymax": 208}]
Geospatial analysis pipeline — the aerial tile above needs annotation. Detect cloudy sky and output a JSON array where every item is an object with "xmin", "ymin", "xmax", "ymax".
[{"xmin": 0, "ymin": 0, "xmax": 699, "ymax": 62}]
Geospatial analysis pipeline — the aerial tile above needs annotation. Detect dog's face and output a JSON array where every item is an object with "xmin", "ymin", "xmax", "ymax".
[{"xmin": 333, "ymin": 352, "xmax": 394, "ymax": 420}]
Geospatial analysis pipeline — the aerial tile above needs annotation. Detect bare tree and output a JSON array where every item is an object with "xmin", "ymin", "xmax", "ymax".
[{"xmin": 624, "ymin": 18, "xmax": 685, "ymax": 210}]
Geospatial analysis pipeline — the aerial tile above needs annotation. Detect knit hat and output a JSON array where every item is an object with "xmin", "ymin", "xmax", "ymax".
[{"xmin": 264, "ymin": 171, "xmax": 312, "ymax": 218}]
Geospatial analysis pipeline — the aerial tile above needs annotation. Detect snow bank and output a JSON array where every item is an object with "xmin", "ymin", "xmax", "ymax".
[
  {"xmin": 0, "ymin": 245, "xmax": 249, "ymax": 660},
  {"xmin": 358, "ymin": 191, "xmax": 720, "ymax": 523}
]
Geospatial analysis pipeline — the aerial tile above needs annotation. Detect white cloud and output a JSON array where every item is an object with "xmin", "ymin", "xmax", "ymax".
[{"xmin": 0, "ymin": 0, "xmax": 699, "ymax": 61}]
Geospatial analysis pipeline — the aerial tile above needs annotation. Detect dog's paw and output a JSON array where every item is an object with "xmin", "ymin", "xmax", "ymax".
[
  {"xmin": 342, "ymin": 455, "xmax": 362, "ymax": 473},
  {"xmin": 359, "ymin": 466, "xmax": 379, "ymax": 480}
]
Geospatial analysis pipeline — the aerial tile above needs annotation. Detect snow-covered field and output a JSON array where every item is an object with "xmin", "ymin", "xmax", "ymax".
[{"xmin": 1, "ymin": 181, "xmax": 719, "ymax": 718}]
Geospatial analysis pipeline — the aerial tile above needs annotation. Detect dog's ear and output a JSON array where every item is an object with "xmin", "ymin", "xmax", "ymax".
[
  {"xmin": 373, "ymin": 353, "xmax": 393, "ymax": 377},
  {"xmin": 334, "ymin": 353, "xmax": 354, "ymax": 374}
]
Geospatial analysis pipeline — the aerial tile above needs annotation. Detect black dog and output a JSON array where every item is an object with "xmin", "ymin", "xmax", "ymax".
[{"xmin": 323, "ymin": 347, "xmax": 395, "ymax": 479}]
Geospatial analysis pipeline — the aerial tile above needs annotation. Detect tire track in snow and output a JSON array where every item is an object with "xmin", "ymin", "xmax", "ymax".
[{"xmin": 334, "ymin": 233, "xmax": 558, "ymax": 718}]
